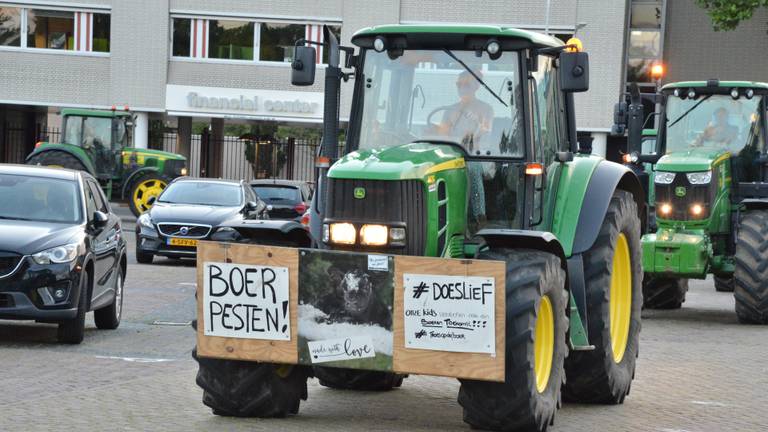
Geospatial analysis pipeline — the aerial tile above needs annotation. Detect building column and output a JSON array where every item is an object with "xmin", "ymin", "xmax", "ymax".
[
  {"xmin": 209, "ymin": 118, "xmax": 224, "ymax": 178},
  {"xmin": 591, "ymin": 132, "xmax": 607, "ymax": 157},
  {"xmin": 133, "ymin": 112, "xmax": 149, "ymax": 149},
  {"xmin": 176, "ymin": 116, "xmax": 192, "ymax": 164}
]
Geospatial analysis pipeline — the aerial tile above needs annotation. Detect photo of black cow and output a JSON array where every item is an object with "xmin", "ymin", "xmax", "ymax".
[{"xmin": 297, "ymin": 249, "xmax": 394, "ymax": 371}]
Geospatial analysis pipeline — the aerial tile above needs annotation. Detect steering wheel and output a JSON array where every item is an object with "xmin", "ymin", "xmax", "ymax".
[{"xmin": 426, "ymin": 105, "xmax": 455, "ymax": 131}]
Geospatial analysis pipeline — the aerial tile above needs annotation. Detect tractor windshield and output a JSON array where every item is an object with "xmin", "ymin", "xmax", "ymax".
[
  {"xmin": 357, "ymin": 49, "xmax": 524, "ymax": 157},
  {"xmin": 64, "ymin": 116, "xmax": 116, "ymax": 150},
  {"xmin": 664, "ymin": 94, "xmax": 764, "ymax": 155}
]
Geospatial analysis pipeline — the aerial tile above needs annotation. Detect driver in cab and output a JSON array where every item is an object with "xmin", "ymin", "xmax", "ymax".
[
  {"xmin": 434, "ymin": 69, "xmax": 494, "ymax": 152},
  {"xmin": 695, "ymin": 107, "xmax": 738, "ymax": 147}
]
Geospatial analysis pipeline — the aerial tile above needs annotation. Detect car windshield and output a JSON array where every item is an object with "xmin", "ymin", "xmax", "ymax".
[
  {"xmin": 664, "ymin": 94, "xmax": 764, "ymax": 154},
  {"xmin": 64, "ymin": 116, "xmax": 115, "ymax": 149},
  {"xmin": 158, "ymin": 181, "xmax": 242, "ymax": 206},
  {"xmin": 357, "ymin": 49, "xmax": 524, "ymax": 157},
  {"xmin": 0, "ymin": 174, "xmax": 82, "ymax": 223},
  {"xmin": 252, "ymin": 185, "xmax": 300, "ymax": 203}
]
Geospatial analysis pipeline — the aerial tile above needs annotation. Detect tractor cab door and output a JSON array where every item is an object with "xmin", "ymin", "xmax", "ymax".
[{"xmin": 81, "ymin": 116, "xmax": 119, "ymax": 179}]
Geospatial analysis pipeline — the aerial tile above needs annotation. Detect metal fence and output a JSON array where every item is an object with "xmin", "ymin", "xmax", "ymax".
[{"xmin": 2, "ymin": 124, "xmax": 29, "ymax": 164}]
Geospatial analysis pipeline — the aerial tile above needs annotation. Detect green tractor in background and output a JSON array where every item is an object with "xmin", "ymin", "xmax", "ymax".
[
  {"xmin": 616, "ymin": 80, "xmax": 768, "ymax": 323},
  {"xmin": 194, "ymin": 25, "xmax": 646, "ymax": 431},
  {"xmin": 26, "ymin": 108, "xmax": 187, "ymax": 216}
]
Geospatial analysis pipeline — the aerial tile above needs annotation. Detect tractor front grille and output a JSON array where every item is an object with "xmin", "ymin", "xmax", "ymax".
[
  {"xmin": 325, "ymin": 178, "xmax": 426, "ymax": 255},
  {"xmin": 655, "ymin": 171, "xmax": 717, "ymax": 221}
]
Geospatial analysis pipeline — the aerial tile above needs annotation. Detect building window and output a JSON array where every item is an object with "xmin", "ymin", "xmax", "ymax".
[
  {"xmin": 209, "ymin": 19, "xmax": 254, "ymax": 60},
  {"xmin": 172, "ymin": 18, "xmax": 191, "ymax": 56},
  {"xmin": 259, "ymin": 23, "xmax": 304, "ymax": 62},
  {"xmin": 27, "ymin": 9, "xmax": 75, "ymax": 50},
  {"xmin": 92, "ymin": 13, "xmax": 110, "ymax": 52},
  {"xmin": 0, "ymin": 7, "xmax": 22, "ymax": 47}
]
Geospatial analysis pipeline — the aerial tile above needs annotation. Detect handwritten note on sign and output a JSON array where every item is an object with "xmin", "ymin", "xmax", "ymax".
[
  {"xmin": 403, "ymin": 274, "xmax": 495, "ymax": 354},
  {"xmin": 203, "ymin": 262, "xmax": 290, "ymax": 341}
]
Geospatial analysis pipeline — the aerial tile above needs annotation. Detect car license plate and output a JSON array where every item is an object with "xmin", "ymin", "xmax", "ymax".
[{"xmin": 168, "ymin": 238, "xmax": 198, "ymax": 247}]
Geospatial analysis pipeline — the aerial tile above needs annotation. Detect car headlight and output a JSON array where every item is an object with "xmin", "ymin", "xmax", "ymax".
[
  {"xmin": 32, "ymin": 243, "xmax": 81, "ymax": 265},
  {"xmin": 686, "ymin": 171, "xmax": 712, "ymax": 184},
  {"xmin": 137, "ymin": 213, "xmax": 154, "ymax": 229},
  {"xmin": 654, "ymin": 172, "xmax": 676, "ymax": 184}
]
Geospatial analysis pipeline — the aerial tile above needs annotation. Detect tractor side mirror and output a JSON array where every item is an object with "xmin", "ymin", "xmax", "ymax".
[
  {"xmin": 559, "ymin": 51, "xmax": 589, "ymax": 92},
  {"xmin": 291, "ymin": 45, "xmax": 317, "ymax": 86}
]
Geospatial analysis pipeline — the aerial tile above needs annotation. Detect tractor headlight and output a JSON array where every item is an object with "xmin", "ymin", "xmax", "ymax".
[
  {"xmin": 659, "ymin": 203, "xmax": 672, "ymax": 216},
  {"xmin": 686, "ymin": 171, "xmax": 711, "ymax": 184},
  {"xmin": 181, "ymin": 167, "xmax": 188, "ymax": 176},
  {"xmin": 32, "ymin": 242, "xmax": 81, "ymax": 265},
  {"xmin": 360, "ymin": 224, "xmax": 388, "ymax": 246},
  {"xmin": 328, "ymin": 223, "xmax": 356, "ymax": 245},
  {"xmin": 654, "ymin": 172, "xmax": 676, "ymax": 184}
]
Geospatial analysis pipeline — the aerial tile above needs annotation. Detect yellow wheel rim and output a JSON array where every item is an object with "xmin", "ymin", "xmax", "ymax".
[
  {"xmin": 132, "ymin": 178, "xmax": 166, "ymax": 214},
  {"xmin": 534, "ymin": 295, "xmax": 554, "ymax": 393},
  {"xmin": 610, "ymin": 233, "xmax": 632, "ymax": 363}
]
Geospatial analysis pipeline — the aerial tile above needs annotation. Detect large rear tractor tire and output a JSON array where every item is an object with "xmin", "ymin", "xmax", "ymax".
[
  {"xmin": 564, "ymin": 190, "xmax": 642, "ymax": 404},
  {"xmin": 313, "ymin": 368, "xmax": 405, "ymax": 391},
  {"xmin": 714, "ymin": 275, "xmax": 735, "ymax": 293},
  {"xmin": 642, "ymin": 276, "xmax": 687, "ymax": 309},
  {"xmin": 128, "ymin": 173, "xmax": 168, "ymax": 217},
  {"xmin": 193, "ymin": 349, "xmax": 310, "ymax": 417},
  {"xmin": 458, "ymin": 249, "xmax": 568, "ymax": 432},
  {"xmin": 733, "ymin": 210, "xmax": 768, "ymax": 324},
  {"xmin": 27, "ymin": 151, "xmax": 87, "ymax": 172}
]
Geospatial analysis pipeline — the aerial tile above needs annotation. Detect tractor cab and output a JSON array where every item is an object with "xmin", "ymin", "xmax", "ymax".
[{"xmin": 60, "ymin": 109, "xmax": 133, "ymax": 179}]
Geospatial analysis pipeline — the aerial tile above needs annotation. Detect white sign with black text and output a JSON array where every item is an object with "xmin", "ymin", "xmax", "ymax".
[
  {"xmin": 403, "ymin": 274, "xmax": 495, "ymax": 354},
  {"xmin": 203, "ymin": 261, "xmax": 290, "ymax": 341}
]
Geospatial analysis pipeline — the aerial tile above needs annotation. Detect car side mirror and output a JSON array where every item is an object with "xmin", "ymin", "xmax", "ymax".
[
  {"xmin": 147, "ymin": 196, "xmax": 157, "ymax": 206},
  {"xmin": 560, "ymin": 51, "xmax": 589, "ymax": 92},
  {"xmin": 92, "ymin": 211, "xmax": 109, "ymax": 230},
  {"xmin": 246, "ymin": 201, "xmax": 258, "ymax": 211},
  {"xmin": 291, "ymin": 45, "xmax": 317, "ymax": 86}
]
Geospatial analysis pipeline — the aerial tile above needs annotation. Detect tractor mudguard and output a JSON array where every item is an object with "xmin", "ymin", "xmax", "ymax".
[
  {"xmin": 571, "ymin": 161, "xmax": 646, "ymax": 255},
  {"xmin": 121, "ymin": 167, "xmax": 161, "ymax": 198},
  {"xmin": 741, "ymin": 198, "xmax": 768, "ymax": 210},
  {"xmin": 476, "ymin": 229, "xmax": 567, "ymax": 271},
  {"xmin": 26, "ymin": 146, "xmax": 97, "ymax": 176},
  {"xmin": 211, "ymin": 220, "xmax": 313, "ymax": 248}
]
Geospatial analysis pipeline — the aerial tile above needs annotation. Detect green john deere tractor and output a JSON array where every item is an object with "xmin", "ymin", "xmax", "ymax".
[
  {"xmin": 616, "ymin": 80, "xmax": 768, "ymax": 323},
  {"xmin": 26, "ymin": 108, "xmax": 187, "ymax": 216},
  {"xmin": 193, "ymin": 25, "xmax": 646, "ymax": 431}
]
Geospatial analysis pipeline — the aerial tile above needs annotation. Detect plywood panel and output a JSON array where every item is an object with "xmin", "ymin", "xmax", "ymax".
[
  {"xmin": 196, "ymin": 241, "xmax": 299, "ymax": 364},
  {"xmin": 392, "ymin": 256, "xmax": 506, "ymax": 382}
]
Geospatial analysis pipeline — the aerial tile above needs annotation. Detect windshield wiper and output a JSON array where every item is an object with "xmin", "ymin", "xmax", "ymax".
[
  {"xmin": 0, "ymin": 215, "xmax": 33, "ymax": 221},
  {"xmin": 668, "ymin": 94, "xmax": 713, "ymax": 128},
  {"xmin": 442, "ymin": 48, "xmax": 508, "ymax": 108}
]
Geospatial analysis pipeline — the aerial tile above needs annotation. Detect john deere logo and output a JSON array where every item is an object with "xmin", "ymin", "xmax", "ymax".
[
  {"xmin": 675, "ymin": 186, "xmax": 687, "ymax": 197},
  {"xmin": 354, "ymin": 187, "xmax": 366, "ymax": 199}
]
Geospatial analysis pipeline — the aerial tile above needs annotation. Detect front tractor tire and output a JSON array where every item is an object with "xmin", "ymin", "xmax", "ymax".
[
  {"xmin": 564, "ymin": 190, "xmax": 642, "ymax": 404},
  {"xmin": 193, "ymin": 349, "xmax": 310, "ymax": 417},
  {"xmin": 128, "ymin": 173, "xmax": 168, "ymax": 217},
  {"xmin": 314, "ymin": 367, "xmax": 405, "ymax": 391},
  {"xmin": 27, "ymin": 151, "xmax": 87, "ymax": 172},
  {"xmin": 733, "ymin": 210, "xmax": 768, "ymax": 324},
  {"xmin": 458, "ymin": 249, "xmax": 568, "ymax": 432},
  {"xmin": 642, "ymin": 276, "xmax": 688, "ymax": 309}
]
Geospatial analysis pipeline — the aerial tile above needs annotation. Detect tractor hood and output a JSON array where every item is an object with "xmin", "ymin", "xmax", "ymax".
[
  {"xmin": 328, "ymin": 142, "xmax": 466, "ymax": 181},
  {"xmin": 122, "ymin": 147, "xmax": 186, "ymax": 161},
  {"xmin": 655, "ymin": 147, "xmax": 728, "ymax": 172}
]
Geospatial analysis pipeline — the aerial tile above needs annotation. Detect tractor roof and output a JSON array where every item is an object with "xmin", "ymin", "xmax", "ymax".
[
  {"xmin": 662, "ymin": 81, "xmax": 768, "ymax": 91},
  {"xmin": 61, "ymin": 108, "xmax": 131, "ymax": 118},
  {"xmin": 352, "ymin": 24, "xmax": 563, "ymax": 49}
]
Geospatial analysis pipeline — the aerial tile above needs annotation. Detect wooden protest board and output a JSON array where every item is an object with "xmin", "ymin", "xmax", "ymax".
[
  {"xmin": 196, "ymin": 241, "xmax": 299, "ymax": 364},
  {"xmin": 196, "ymin": 242, "xmax": 506, "ymax": 382}
]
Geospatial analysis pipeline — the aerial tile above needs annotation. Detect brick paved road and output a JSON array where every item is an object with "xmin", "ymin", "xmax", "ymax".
[{"xmin": 1, "ymin": 205, "xmax": 766, "ymax": 432}]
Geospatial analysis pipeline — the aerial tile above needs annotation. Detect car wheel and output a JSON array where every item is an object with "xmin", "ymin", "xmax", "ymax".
[
  {"xmin": 95, "ymin": 267, "xmax": 123, "ymax": 330},
  {"xmin": 58, "ymin": 271, "xmax": 88, "ymax": 344}
]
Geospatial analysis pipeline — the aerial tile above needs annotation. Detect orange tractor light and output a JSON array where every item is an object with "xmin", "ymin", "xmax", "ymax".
[
  {"xmin": 565, "ymin": 37, "xmax": 583, "ymax": 53},
  {"xmin": 650, "ymin": 63, "xmax": 665, "ymax": 80}
]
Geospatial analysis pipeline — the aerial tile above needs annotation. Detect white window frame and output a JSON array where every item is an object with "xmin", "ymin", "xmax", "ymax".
[
  {"xmin": 0, "ymin": 3, "xmax": 110, "ymax": 57},
  {"xmin": 168, "ymin": 13, "xmax": 341, "ymax": 68}
]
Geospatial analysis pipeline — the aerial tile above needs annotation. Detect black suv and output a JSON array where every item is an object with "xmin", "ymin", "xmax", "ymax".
[
  {"xmin": 250, "ymin": 179, "xmax": 313, "ymax": 221},
  {"xmin": 0, "ymin": 165, "xmax": 127, "ymax": 344}
]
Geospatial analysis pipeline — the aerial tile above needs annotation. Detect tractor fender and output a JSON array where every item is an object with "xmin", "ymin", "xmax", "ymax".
[
  {"xmin": 121, "ymin": 167, "xmax": 160, "ymax": 199},
  {"xmin": 476, "ymin": 229, "xmax": 567, "ymax": 272},
  {"xmin": 26, "ymin": 147, "xmax": 97, "ymax": 176},
  {"xmin": 741, "ymin": 199, "xmax": 768, "ymax": 211},
  {"xmin": 211, "ymin": 220, "xmax": 313, "ymax": 248},
  {"xmin": 571, "ymin": 161, "xmax": 646, "ymax": 255}
]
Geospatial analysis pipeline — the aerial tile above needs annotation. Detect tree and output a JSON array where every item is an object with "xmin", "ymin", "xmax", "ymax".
[{"xmin": 695, "ymin": 0, "xmax": 768, "ymax": 31}]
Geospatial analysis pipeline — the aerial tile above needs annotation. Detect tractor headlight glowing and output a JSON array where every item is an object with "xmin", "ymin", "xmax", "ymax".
[
  {"xmin": 360, "ymin": 224, "xmax": 388, "ymax": 246},
  {"xmin": 32, "ymin": 242, "xmax": 81, "ymax": 265},
  {"xmin": 691, "ymin": 204, "xmax": 704, "ymax": 216},
  {"xmin": 180, "ymin": 167, "xmax": 188, "ymax": 176},
  {"xmin": 329, "ymin": 223, "xmax": 356, "ymax": 245},
  {"xmin": 686, "ymin": 171, "xmax": 712, "ymax": 184},
  {"xmin": 655, "ymin": 172, "xmax": 676, "ymax": 184},
  {"xmin": 659, "ymin": 203, "xmax": 672, "ymax": 216}
]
